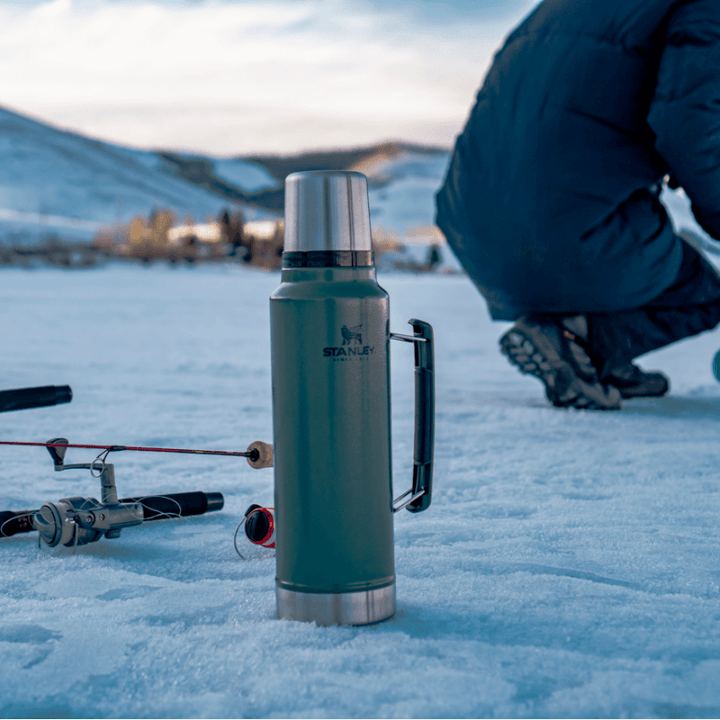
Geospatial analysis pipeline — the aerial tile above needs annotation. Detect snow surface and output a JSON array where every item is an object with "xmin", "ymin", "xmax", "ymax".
[
  {"xmin": 659, "ymin": 186, "xmax": 720, "ymax": 257},
  {"xmin": 1, "ymin": 263, "xmax": 720, "ymax": 719}
]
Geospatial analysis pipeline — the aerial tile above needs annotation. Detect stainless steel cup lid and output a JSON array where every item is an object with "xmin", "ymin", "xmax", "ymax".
[{"xmin": 284, "ymin": 171, "xmax": 372, "ymax": 253}]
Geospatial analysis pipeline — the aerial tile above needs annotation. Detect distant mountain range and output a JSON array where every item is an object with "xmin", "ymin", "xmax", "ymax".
[
  {"xmin": 5, "ymin": 104, "xmax": 710, "ymax": 259},
  {"xmin": 0, "ymin": 105, "xmax": 451, "ymax": 245}
]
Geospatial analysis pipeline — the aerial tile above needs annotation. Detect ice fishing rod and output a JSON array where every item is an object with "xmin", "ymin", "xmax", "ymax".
[
  {"xmin": 0, "ymin": 439, "xmax": 226, "ymax": 549},
  {"xmin": 0, "ymin": 436, "xmax": 273, "ymax": 549},
  {"xmin": 0, "ymin": 439, "xmax": 274, "ymax": 467}
]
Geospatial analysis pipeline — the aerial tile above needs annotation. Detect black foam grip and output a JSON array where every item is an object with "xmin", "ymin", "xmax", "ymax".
[
  {"xmin": 120, "ymin": 492, "xmax": 224, "ymax": 521},
  {"xmin": 0, "ymin": 510, "xmax": 37, "ymax": 537},
  {"xmin": 0, "ymin": 385, "xmax": 72, "ymax": 413}
]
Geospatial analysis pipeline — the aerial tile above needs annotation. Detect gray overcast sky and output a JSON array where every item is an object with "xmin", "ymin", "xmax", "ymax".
[{"xmin": 0, "ymin": 0, "xmax": 538, "ymax": 155}]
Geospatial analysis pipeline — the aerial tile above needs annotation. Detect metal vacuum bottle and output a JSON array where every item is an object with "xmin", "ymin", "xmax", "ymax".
[{"xmin": 270, "ymin": 170, "xmax": 434, "ymax": 626}]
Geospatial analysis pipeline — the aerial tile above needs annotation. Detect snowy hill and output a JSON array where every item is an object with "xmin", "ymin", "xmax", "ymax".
[
  {"xmin": 357, "ymin": 145, "xmax": 453, "ymax": 234},
  {"xmin": 245, "ymin": 141, "xmax": 452, "ymax": 235},
  {"xmin": 0, "ymin": 106, "xmax": 278, "ymax": 244},
  {"xmin": 0, "ymin": 106, "xmax": 452, "ymax": 247}
]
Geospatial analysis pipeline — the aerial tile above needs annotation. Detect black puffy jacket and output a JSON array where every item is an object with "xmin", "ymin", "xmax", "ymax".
[{"xmin": 435, "ymin": 0, "xmax": 720, "ymax": 320}]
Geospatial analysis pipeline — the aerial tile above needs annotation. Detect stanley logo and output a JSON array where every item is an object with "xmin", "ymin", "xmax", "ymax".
[
  {"xmin": 323, "ymin": 324, "xmax": 375, "ymax": 360},
  {"xmin": 341, "ymin": 324, "xmax": 363, "ymax": 346}
]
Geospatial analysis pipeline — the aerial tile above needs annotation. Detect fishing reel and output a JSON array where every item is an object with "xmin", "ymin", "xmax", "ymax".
[
  {"xmin": 34, "ymin": 437, "xmax": 142, "ymax": 547},
  {"xmin": 33, "ymin": 495, "xmax": 144, "ymax": 548}
]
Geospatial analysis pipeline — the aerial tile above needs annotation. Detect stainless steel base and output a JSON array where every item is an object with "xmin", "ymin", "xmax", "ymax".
[{"xmin": 276, "ymin": 583, "xmax": 396, "ymax": 626}]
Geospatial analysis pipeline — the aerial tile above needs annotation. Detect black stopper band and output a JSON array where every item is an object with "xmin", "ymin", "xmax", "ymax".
[{"xmin": 282, "ymin": 251, "xmax": 374, "ymax": 268}]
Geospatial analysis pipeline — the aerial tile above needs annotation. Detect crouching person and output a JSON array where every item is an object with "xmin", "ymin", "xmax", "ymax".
[{"xmin": 435, "ymin": 0, "xmax": 720, "ymax": 409}]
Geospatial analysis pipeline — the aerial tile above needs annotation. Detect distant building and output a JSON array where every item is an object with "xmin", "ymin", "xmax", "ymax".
[
  {"xmin": 242, "ymin": 220, "xmax": 282, "ymax": 241},
  {"xmin": 167, "ymin": 222, "xmax": 223, "ymax": 245}
]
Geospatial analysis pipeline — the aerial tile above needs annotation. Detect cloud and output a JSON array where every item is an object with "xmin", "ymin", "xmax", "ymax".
[{"xmin": 0, "ymin": 0, "xmax": 537, "ymax": 154}]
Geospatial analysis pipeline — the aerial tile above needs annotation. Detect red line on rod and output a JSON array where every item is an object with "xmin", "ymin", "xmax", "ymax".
[{"xmin": 0, "ymin": 440, "xmax": 252, "ymax": 457}]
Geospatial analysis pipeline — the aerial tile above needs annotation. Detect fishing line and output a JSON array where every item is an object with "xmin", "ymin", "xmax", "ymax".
[
  {"xmin": 132, "ymin": 495, "xmax": 186, "ymax": 522},
  {"xmin": 90, "ymin": 449, "xmax": 112, "ymax": 477},
  {"xmin": 233, "ymin": 518, "xmax": 247, "ymax": 561}
]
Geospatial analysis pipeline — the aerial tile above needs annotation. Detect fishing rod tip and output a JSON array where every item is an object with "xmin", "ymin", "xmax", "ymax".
[{"xmin": 246, "ymin": 441, "xmax": 273, "ymax": 469}]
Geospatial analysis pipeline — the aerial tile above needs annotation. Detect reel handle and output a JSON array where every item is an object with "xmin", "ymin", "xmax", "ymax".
[{"xmin": 243, "ymin": 504, "xmax": 276, "ymax": 548}]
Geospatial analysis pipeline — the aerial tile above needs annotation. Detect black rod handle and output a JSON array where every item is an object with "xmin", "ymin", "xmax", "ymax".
[
  {"xmin": 0, "ymin": 385, "xmax": 72, "ymax": 414},
  {"xmin": 0, "ymin": 510, "xmax": 37, "ymax": 538},
  {"xmin": 120, "ymin": 491, "xmax": 224, "ymax": 521}
]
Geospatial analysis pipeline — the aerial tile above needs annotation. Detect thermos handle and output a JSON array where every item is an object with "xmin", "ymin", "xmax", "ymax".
[{"xmin": 390, "ymin": 319, "xmax": 434, "ymax": 513}]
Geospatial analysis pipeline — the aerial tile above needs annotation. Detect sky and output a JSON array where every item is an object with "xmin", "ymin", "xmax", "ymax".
[{"xmin": 0, "ymin": 0, "xmax": 537, "ymax": 156}]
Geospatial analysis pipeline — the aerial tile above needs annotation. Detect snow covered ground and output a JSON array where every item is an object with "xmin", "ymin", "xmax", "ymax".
[{"xmin": 1, "ymin": 263, "xmax": 720, "ymax": 719}]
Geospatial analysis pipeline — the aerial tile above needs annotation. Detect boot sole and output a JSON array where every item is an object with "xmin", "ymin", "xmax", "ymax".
[
  {"xmin": 500, "ymin": 326, "xmax": 622, "ymax": 410},
  {"xmin": 615, "ymin": 379, "xmax": 669, "ymax": 398}
]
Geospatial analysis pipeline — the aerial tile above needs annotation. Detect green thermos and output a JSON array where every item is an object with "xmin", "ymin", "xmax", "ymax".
[{"xmin": 270, "ymin": 170, "xmax": 434, "ymax": 626}]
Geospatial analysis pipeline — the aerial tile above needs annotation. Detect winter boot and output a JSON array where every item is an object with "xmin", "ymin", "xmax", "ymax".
[
  {"xmin": 499, "ymin": 314, "xmax": 622, "ymax": 410},
  {"xmin": 603, "ymin": 363, "xmax": 669, "ymax": 398}
]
